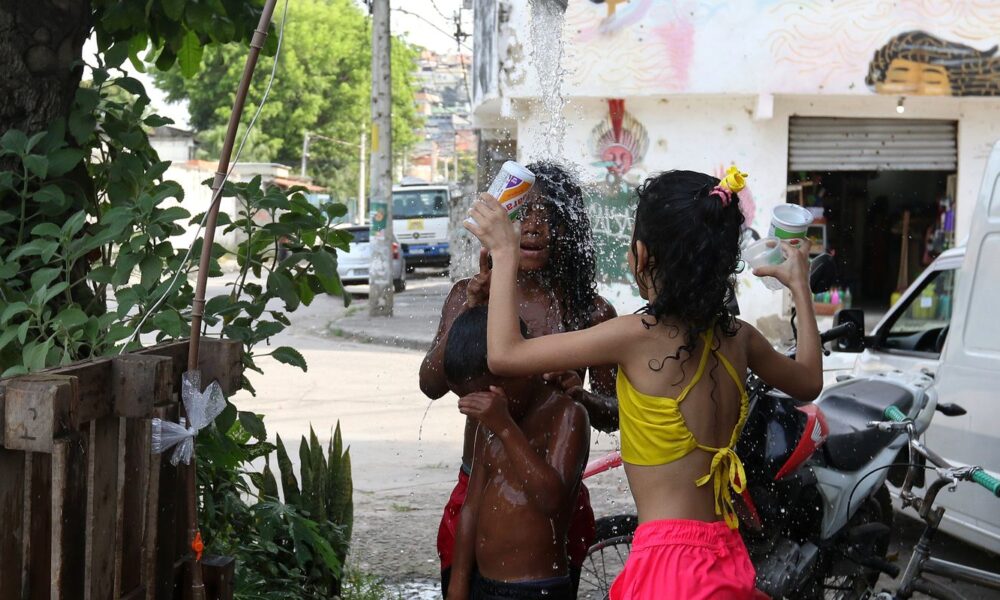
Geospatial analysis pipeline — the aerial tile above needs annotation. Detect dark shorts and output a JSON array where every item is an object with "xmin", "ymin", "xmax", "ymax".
[
  {"xmin": 443, "ymin": 566, "xmax": 581, "ymax": 599},
  {"xmin": 471, "ymin": 572, "xmax": 574, "ymax": 600}
]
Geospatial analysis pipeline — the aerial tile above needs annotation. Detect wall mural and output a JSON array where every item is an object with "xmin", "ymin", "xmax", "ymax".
[
  {"xmin": 866, "ymin": 31, "xmax": 1000, "ymax": 96},
  {"xmin": 590, "ymin": 99, "xmax": 649, "ymax": 185}
]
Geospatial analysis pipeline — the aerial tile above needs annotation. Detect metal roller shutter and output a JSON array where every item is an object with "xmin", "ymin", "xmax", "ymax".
[{"xmin": 789, "ymin": 117, "xmax": 957, "ymax": 171}]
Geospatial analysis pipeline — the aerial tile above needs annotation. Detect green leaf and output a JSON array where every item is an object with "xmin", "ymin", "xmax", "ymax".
[
  {"xmin": 23, "ymin": 154, "xmax": 48, "ymax": 178},
  {"xmin": 115, "ymin": 76, "xmax": 146, "ymax": 96},
  {"xmin": 162, "ymin": 0, "xmax": 184, "ymax": 20},
  {"xmin": 238, "ymin": 411, "xmax": 267, "ymax": 442},
  {"xmin": 53, "ymin": 307, "xmax": 88, "ymax": 330},
  {"xmin": 0, "ymin": 130, "xmax": 27, "ymax": 154},
  {"xmin": 68, "ymin": 110, "xmax": 97, "ymax": 145},
  {"xmin": 87, "ymin": 265, "xmax": 115, "ymax": 284},
  {"xmin": 143, "ymin": 114, "xmax": 174, "ymax": 128},
  {"xmin": 42, "ymin": 282, "xmax": 69, "ymax": 304},
  {"xmin": 29, "ymin": 268, "xmax": 61, "ymax": 290},
  {"xmin": 139, "ymin": 255, "xmax": 162, "ymax": 289},
  {"xmin": 178, "ymin": 30, "xmax": 204, "ymax": 78},
  {"xmin": 0, "ymin": 327, "xmax": 20, "ymax": 352},
  {"xmin": 62, "ymin": 211, "xmax": 87, "ymax": 237},
  {"xmin": 150, "ymin": 310, "xmax": 186, "ymax": 339},
  {"xmin": 33, "ymin": 185, "xmax": 67, "ymax": 208},
  {"xmin": 30, "ymin": 223, "xmax": 62, "ymax": 239},
  {"xmin": 311, "ymin": 250, "xmax": 338, "ymax": 280},
  {"xmin": 128, "ymin": 34, "xmax": 148, "ymax": 72},
  {"xmin": 25, "ymin": 131, "xmax": 46, "ymax": 153},
  {"xmin": 46, "ymin": 148, "xmax": 85, "ymax": 177},
  {"xmin": 1, "ymin": 302, "xmax": 28, "ymax": 325},
  {"xmin": 266, "ymin": 271, "xmax": 299, "ymax": 311},
  {"xmin": 275, "ymin": 434, "xmax": 301, "ymax": 506},
  {"xmin": 17, "ymin": 322, "xmax": 29, "ymax": 344},
  {"xmin": 2, "ymin": 365, "xmax": 28, "ymax": 378},
  {"xmin": 22, "ymin": 340, "xmax": 52, "ymax": 371},
  {"xmin": 271, "ymin": 346, "xmax": 307, "ymax": 372}
]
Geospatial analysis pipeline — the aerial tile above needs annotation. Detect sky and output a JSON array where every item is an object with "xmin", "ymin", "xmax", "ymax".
[{"xmin": 85, "ymin": 0, "xmax": 470, "ymax": 130}]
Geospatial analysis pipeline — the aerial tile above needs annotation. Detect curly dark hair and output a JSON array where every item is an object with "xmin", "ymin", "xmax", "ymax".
[
  {"xmin": 631, "ymin": 170, "xmax": 744, "ymax": 369},
  {"xmin": 525, "ymin": 161, "xmax": 599, "ymax": 332}
]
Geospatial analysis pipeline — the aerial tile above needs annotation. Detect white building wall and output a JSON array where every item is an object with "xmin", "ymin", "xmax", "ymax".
[{"xmin": 513, "ymin": 93, "xmax": 1000, "ymax": 326}]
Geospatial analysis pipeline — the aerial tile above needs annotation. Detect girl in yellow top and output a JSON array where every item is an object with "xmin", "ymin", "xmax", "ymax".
[{"xmin": 465, "ymin": 169, "xmax": 823, "ymax": 600}]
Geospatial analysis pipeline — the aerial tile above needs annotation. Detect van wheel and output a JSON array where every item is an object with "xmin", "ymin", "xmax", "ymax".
[
  {"xmin": 393, "ymin": 277, "xmax": 406, "ymax": 293},
  {"xmin": 405, "ymin": 265, "xmax": 415, "ymax": 274}
]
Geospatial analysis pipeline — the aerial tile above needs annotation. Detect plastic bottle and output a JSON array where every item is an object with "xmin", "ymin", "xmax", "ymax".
[
  {"xmin": 843, "ymin": 288, "xmax": 852, "ymax": 309},
  {"xmin": 831, "ymin": 287, "xmax": 841, "ymax": 306}
]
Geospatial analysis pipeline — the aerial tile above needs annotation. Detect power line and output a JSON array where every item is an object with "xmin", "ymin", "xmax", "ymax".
[
  {"xmin": 428, "ymin": 0, "xmax": 450, "ymax": 22},
  {"xmin": 391, "ymin": 6, "xmax": 472, "ymax": 51}
]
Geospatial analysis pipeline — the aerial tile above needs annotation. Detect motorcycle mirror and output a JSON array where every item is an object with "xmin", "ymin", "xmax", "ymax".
[
  {"xmin": 935, "ymin": 402, "xmax": 967, "ymax": 417},
  {"xmin": 809, "ymin": 253, "xmax": 837, "ymax": 294},
  {"xmin": 834, "ymin": 309, "xmax": 866, "ymax": 353}
]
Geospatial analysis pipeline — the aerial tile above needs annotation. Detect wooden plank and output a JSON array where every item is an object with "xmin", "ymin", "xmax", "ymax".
[
  {"xmin": 202, "ymin": 555, "xmax": 235, "ymax": 600},
  {"xmin": 197, "ymin": 339, "xmax": 243, "ymax": 397},
  {"xmin": 84, "ymin": 416, "xmax": 120, "ymax": 600},
  {"xmin": 25, "ymin": 451, "xmax": 53, "ymax": 600},
  {"xmin": 154, "ymin": 404, "xmax": 180, "ymax": 600},
  {"xmin": 119, "ymin": 417, "xmax": 151, "ymax": 597},
  {"xmin": 4, "ymin": 376, "xmax": 77, "ymax": 453},
  {"xmin": 143, "ymin": 407, "xmax": 168, "ymax": 600},
  {"xmin": 112, "ymin": 355, "xmax": 173, "ymax": 418},
  {"xmin": 51, "ymin": 434, "xmax": 88, "ymax": 600},
  {"xmin": 0, "ymin": 447, "xmax": 25, "ymax": 598}
]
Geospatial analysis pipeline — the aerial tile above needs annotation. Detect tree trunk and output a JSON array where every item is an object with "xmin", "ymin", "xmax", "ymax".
[{"xmin": 0, "ymin": 0, "xmax": 92, "ymax": 136}]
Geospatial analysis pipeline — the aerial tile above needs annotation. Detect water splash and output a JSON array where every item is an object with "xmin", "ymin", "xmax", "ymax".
[{"xmin": 528, "ymin": 0, "xmax": 568, "ymax": 159}]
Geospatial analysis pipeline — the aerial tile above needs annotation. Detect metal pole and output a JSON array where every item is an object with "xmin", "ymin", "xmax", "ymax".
[
  {"xmin": 358, "ymin": 128, "xmax": 367, "ymax": 224},
  {"xmin": 368, "ymin": 0, "xmax": 393, "ymax": 316},
  {"xmin": 301, "ymin": 131, "xmax": 310, "ymax": 177},
  {"xmin": 185, "ymin": 1, "xmax": 278, "ymax": 597}
]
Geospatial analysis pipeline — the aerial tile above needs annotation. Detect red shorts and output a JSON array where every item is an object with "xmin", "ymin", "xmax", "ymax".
[
  {"xmin": 436, "ymin": 468, "xmax": 595, "ymax": 570},
  {"xmin": 610, "ymin": 519, "xmax": 757, "ymax": 600}
]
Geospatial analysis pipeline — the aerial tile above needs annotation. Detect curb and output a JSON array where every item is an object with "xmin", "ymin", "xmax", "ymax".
[{"xmin": 325, "ymin": 324, "xmax": 432, "ymax": 352}]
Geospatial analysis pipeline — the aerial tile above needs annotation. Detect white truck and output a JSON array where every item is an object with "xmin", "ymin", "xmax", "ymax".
[{"xmin": 837, "ymin": 141, "xmax": 1000, "ymax": 554}]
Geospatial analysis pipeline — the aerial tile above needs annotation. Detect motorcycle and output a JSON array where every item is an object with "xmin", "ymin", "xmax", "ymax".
[
  {"xmin": 736, "ymin": 255, "xmax": 938, "ymax": 599},
  {"xmin": 579, "ymin": 255, "xmax": 942, "ymax": 600}
]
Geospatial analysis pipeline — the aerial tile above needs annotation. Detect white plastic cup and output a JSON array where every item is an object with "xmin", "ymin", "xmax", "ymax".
[
  {"xmin": 768, "ymin": 204, "xmax": 814, "ymax": 240},
  {"xmin": 744, "ymin": 237, "xmax": 785, "ymax": 291},
  {"xmin": 467, "ymin": 161, "xmax": 536, "ymax": 227}
]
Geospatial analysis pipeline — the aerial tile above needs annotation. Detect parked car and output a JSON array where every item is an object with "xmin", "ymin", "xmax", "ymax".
[{"xmin": 335, "ymin": 225, "xmax": 406, "ymax": 292}]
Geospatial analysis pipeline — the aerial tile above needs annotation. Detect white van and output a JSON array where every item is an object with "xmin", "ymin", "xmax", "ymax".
[
  {"xmin": 841, "ymin": 141, "xmax": 1000, "ymax": 553},
  {"xmin": 392, "ymin": 183, "xmax": 452, "ymax": 270}
]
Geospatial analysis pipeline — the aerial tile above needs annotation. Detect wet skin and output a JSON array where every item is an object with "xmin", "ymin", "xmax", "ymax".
[
  {"xmin": 446, "ymin": 376, "xmax": 589, "ymax": 598},
  {"xmin": 419, "ymin": 195, "xmax": 619, "ymax": 468}
]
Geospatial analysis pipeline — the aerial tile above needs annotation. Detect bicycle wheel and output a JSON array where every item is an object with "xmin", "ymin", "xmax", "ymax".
[{"xmin": 577, "ymin": 515, "xmax": 637, "ymax": 600}]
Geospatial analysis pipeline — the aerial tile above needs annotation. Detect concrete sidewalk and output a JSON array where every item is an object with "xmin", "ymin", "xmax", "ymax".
[{"xmin": 326, "ymin": 274, "xmax": 450, "ymax": 351}]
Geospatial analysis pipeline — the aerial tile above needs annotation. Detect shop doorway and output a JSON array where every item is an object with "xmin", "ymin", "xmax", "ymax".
[
  {"xmin": 787, "ymin": 171, "xmax": 955, "ymax": 312},
  {"xmin": 787, "ymin": 117, "xmax": 958, "ymax": 314}
]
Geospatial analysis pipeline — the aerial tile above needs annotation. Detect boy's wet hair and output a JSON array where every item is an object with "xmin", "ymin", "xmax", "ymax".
[
  {"xmin": 632, "ymin": 170, "xmax": 745, "ymax": 366},
  {"xmin": 444, "ymin": 306, "xmax": 528, "ymax": 384},
  {"xmin": 525, "ymin": 161, "xmax": 599, "ymax": 332}
]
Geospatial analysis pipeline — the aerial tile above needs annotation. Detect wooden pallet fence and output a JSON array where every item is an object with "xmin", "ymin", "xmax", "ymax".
[{"xmin": 0, "ymin": 339, "xmax": 242, "ymax": 600}]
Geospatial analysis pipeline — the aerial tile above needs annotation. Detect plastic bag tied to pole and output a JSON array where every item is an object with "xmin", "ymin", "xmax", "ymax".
[{"xmin": 151, "ymin": 370, "xmax": 227, "ymax": 466}]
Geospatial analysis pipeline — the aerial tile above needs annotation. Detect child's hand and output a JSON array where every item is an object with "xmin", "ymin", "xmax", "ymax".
[
  {"xmin": 753, "ymin": 239, "xmax": 811, "ymax": 294},
  {"xmin": 543, "ymin": 370, "xmax": 585, "ymax": 402},
  {"xmin": 464, "ymin": 193, "xmax": 520, "ymax": 258},
  {"xmin": 458, "ymin": 386, "xmax": 513, "ymax": 435},
  {"xmin": 465, "ymin": 248, "xmax": 491, "ymax": 308}
]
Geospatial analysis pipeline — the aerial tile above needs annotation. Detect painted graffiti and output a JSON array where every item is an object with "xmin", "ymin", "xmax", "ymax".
[
  {"xmin": 867, "ymin": 31, "xmax": 1000, "ymax": 96},
  {"xmin": 590, "ymin": 99, "xmax": 649, "ymax": 185}
]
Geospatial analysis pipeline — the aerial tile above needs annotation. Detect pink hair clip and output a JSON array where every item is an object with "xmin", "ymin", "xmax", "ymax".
[{"xmin": 709, "ymin": 186, "xmax": 733, "ymax": 207}]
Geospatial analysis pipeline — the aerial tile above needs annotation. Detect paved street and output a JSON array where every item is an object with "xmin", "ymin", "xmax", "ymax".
[{"xmin": 225, "ymin": 270, "xmax": 998, "ymax": 598}]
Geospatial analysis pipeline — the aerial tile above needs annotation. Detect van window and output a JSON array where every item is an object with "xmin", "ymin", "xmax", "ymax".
[
  {"xmin": 347, "ymin": 228, "xmax": 370, "ymax": 244},
  {"xmin": 880, "ymin": 268, "xmax": 958, "ymax": 356},
  {"xmin": 393, "ymin": 190, "xmax": 449, "ymax": 219}
]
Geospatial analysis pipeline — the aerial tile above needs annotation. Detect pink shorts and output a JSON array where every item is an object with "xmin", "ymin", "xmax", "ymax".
[{"xmin": 609, "ymin": 519, "xmax": 758, "ymax": 600}]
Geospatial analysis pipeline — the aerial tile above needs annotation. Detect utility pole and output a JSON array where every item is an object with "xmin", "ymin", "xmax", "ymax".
[
  {"xmin": 301, "ymin": 131, "xmax": 311, "ymax": 178},
  {"xmin": 368, "ymin": 0, "xmax": 393, "ymax": 316},
  {"xmin": 358, "ymin": 128, "xmax": 366, "ymax": 224}
]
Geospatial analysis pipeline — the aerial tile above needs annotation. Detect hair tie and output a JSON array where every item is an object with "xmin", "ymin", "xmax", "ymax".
[{"xmin": 709, "ymin": 165, "xmax": 748, "ymax": 207}]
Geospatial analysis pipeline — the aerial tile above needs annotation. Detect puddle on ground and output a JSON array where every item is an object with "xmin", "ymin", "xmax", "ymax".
[{"xmin": 387, "ymin": 579, "xmax": 440, "ymax": 599}]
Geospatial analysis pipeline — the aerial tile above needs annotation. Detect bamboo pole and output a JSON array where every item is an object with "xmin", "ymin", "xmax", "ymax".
[{"xmin": 184, "ymin": 1, "xmax": 278, "ymax": 597}]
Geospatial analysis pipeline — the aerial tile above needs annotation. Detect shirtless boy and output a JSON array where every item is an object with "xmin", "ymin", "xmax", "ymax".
[{"xmin": 443, "ymin": 307, "xmax": 590, "ymax": 600}]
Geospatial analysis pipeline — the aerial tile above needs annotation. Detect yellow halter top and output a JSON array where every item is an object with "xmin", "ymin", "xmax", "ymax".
[{"xmin": 617, "ymin": 327, "xmax": 749, "ymax": 528}]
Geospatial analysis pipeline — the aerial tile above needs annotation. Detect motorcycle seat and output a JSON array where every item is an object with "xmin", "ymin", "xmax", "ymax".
[{"xmin": 815, "ymin": 379, "xmax": 915, "ymax": 472}]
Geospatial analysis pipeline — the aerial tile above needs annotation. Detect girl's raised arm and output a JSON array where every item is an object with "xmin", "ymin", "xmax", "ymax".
[{"xmin": 465, "ymin": 195, "xmax": 629, "ymax": 377}]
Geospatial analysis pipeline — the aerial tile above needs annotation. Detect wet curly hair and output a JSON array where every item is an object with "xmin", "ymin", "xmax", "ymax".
[
  {"xmin": 525, "ymin": 161, "xmax": 599, "ymax": 332},
  {"xmin": 631, "ymin": 170, "xmax": 744, "ymax": 369}
]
